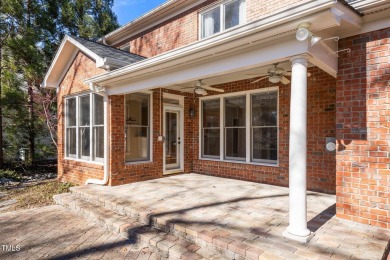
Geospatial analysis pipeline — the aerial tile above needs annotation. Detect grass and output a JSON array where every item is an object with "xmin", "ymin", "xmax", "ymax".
[{"xmin": 0, "ymin": 181, "xmax": 73, "ymax": 212}]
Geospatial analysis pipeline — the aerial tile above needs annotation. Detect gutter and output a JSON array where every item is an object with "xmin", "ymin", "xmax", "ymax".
[{"xmin": 85, "ymin": 84, "xmax": 110, "ymax": 185}]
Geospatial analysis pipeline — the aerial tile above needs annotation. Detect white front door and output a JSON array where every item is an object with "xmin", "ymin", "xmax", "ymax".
[{"xmin": 163, "ymin": 106, "xmax": 184, "ymax": 174}]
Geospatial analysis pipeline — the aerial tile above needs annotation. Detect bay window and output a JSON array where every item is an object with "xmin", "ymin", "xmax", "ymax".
[
  {"xmin": 65, "ymin": 93, "xmax": 104, "ymax": 162},
  {"xmin": 200, "ymin": 88, "xmax": 278, "ymax": 165},
  {"xmin": 125, "ymin": 93, "xmax": 151, "ymax": 162},
  {"xmin": 200, "ymin": 0, "xmax": 246, "ymax": 39}
]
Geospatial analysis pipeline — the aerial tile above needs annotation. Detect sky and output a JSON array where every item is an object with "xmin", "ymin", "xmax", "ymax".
[{"xmin": 113, "ymin": 0, "xmax": 167, "ymax": 25}]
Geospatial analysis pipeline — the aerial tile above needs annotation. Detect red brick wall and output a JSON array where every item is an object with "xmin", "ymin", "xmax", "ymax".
[
  {"xmin": 58, "ymin": 52, "xmax": 106, "ymax": 185},
  {"xmin": 115, "ymin": 0, "xmax": 310, "ymax": 57},
  {"xmin": 191, "ymin": 67, "xmax": 336, "ymax": 193},
  {"xmin": 336, "ymin": 28, "xmax": 390, "ymax": 229}
]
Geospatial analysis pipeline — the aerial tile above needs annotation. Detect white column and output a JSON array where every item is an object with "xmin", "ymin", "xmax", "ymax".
[{"xmin": 283, "ymin": 55, "xmax": 313, "ymax": 243}]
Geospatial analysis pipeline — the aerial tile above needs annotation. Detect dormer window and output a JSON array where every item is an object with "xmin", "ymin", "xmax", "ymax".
[{"xmin": 200, "ymin": 0, "xmax": 246, "ymax": 39}]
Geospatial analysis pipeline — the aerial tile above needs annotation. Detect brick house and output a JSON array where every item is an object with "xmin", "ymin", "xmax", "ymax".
[{"xmin": 43, "ymin": 0, "xmax": 390, "ymax": 242}]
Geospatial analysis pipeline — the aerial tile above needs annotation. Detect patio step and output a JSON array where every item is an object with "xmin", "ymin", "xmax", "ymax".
[
  {"xmin": 54, "ymin": 193, "xmax": 210, "ymax": 260},
  {"xmin": 68, "ymin": 186, "xmax": 272, "ymax": 260}
]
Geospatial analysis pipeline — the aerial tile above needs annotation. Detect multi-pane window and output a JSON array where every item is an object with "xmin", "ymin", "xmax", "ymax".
[
  {"xmin": 65, "ymin": 93, "xmax": 104, "ymax": 162},
  {"xmin": 202, "ymin": 99, "xmax": 220, "ymax": 158},
  {"xmin": 251, "ymin": 92, "xmax": 278, "ymax": 163},
  {"xmin": 125, "ymin": 93, "xmax": 151, "ymax": 162},
  {"xmin": 200, "ymin": 0, "xmax": 246, "ymax": 39},
  {"xmin": 225, "ymin": 96, "xmax": 246, "ymax": 160},
  {"xmin": 201, "ymin": 89, "xmax": 278, "ymax": 165}
]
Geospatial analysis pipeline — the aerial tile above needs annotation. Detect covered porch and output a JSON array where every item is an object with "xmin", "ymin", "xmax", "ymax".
[{"xmin": 64, "ymin": 174, "xmax": 389, "ymax": 259}]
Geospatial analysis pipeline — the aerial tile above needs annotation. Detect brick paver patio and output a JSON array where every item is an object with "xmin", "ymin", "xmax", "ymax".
[
  {"xmin": 59, "ymin": 174, "xmax": 390, "ymax": 259},
  {"xmin": 0, "ymin": 206, "xmax": 155, "ymax": 259}
]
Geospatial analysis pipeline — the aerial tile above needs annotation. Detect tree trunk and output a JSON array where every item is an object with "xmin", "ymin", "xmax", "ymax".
[
  {"xmin": 28, "ymin": 85, "xmax": 35, "ymax": 165},
  {"xmin": 0, "ymin": 45, "xmax": 3, "ymax": 169}
]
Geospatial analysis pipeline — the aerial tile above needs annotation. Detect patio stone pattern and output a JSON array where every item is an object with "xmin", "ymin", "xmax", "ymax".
[{"xmin": 56, "ymin": 174, "xmax": 390, "ymax": 259}]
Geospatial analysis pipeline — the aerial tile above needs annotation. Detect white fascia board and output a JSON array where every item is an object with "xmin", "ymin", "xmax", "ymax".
[
  {"xmin": 86, "ymin": 0, "xmax": 339, "ymax": 86},
  {"xmin": 105, "ymin": 38, "xmax": 309, "ymax": 95}
]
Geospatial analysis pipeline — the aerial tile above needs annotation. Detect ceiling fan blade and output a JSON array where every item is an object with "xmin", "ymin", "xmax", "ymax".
[
  {"xmin": 307, "ymin": 72, "xmax": 312, "ymax": 77},
  {"xmin": 202, "ymin": 92, "xmax": 208, "ymax": 96},
  {"xmin": 284, "ymin": 72, "xmax": 292, "ymax": 76},
  {"xmin": 251, "ymin": 76, "xmax": 269, "ymax": 84},
  {"xmin": 281, "ymin": 76, "xmax": 290, "ymax": 85},
  {"xmin": 203, "ymin": 86, "xmax": 224, "ymax": 93}
]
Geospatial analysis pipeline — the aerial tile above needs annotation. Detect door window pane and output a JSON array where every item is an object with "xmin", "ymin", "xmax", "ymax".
[
  {"xmin": 80, "ymin": 95, "xmax": 90, "ymax": 126},
  {"xmin": 201, "ymin": 7, "xmax": 221, "ymax": 38},
  {"xmin": 203, "ymin": 129, "xmax": 220, "ymax": 157},
  {"xmin": 225, "ymin": 0, "xmax": 244, "ymax": 30},
  {"xmin": 253, "ymin": 128, "xmax": 277, "ymax": 161}
]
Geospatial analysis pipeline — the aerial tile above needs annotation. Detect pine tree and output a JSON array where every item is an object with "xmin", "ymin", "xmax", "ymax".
[{"xmin": 0, "ymin": 0, "xmax": 119, "ymax": 167}]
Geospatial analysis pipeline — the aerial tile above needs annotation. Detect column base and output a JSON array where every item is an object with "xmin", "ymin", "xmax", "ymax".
[{"xmin": 282, "ymin": 230, "xmax": 314, "ymax": 243}]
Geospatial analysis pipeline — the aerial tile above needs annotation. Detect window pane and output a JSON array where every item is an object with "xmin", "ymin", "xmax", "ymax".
[
  {"xmin": 225, "ymin": 128, "xmax": 246, "ymax": 159},
  {"xmin": 80, "ymin": 95, "xmax": 90, "ymax": 126},
  {"xmin": 66, "ymin": 128, "xmax": 76, "ymax": 157},
  {"xmin": 66, "ymin": 98, "xmax": 76, "ymax": 127},
  {"xmin": 225, "ymin": 0, "xmax": 244, "ymax": 29},
  {"xmin": 202, "ymin": 7, "xmax": 221, "ymax": 38},
  {"xmin": 94, "ymin": 126, "xmax": 104, "ymax": 159},
  {"xmin": 125, "ymin": 127, "xmax": 149, "ymax": 161},
  {"xmin": 225, "ymin": 96, "xmax": 246, "ymax": 127},
  {"xmin": 80, "ymin": 128, "xmax": 90, "ymax": 157},
  {"xmin": 253, "ymin": 127, "xmax": 277, "ymax": 161},
  {"xmin": 126, "ymin": 93, "xmax": 149, "ymax": 126},
  {"xmin": 203, "ymin": 129, "xmax": 220, "ymax": 157},
  {"xmin": 94, "ymin": 94, "xmax": 104, "ymax": 125},
  {"xmin": 252, "ymin": 92, "xmax": 278, "ymax": 126},
  {"xmin": 203, "ymin": 99, "xmax": 220, "ymax": 127}
]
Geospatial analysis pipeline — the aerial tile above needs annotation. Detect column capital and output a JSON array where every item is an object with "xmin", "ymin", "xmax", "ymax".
[{"xmin": 290, "ymin": 55, "xmax": 309, "ymax": 66}]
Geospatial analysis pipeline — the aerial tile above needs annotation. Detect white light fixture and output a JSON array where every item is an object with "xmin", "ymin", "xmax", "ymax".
[
  {"xmin": 296, "ymin": 22, "xmax": 311, "ymax": 41},
  {"xmin": 195, "ymin": 87, "xmax": 207, "ymax": 95},
  {"xmin": 269, "ymin": 75, "xmax": 282, "ymax": 83},
  {"xmin": 310, "ymin": 35, "xmax": 322, "ymax": 46}
]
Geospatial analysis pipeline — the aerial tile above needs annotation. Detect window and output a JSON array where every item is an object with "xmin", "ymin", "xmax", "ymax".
[
  {"xmin": 225, "ymin": 96, "xmax": 246, "ymax": 160},
  {"xmin": 65, "ymin": 93, "xmax": 104, "ymax": 162},
  {"xmin": 125, "ymin": 93, "xmax": 151, "ymax": 162},
  {"xmin": 251, "ymin": 92, "xmax": 278, "ymax": 163},
  {"xmin": 202, "ymin": 99, "xmax": 220, "ymax": 158},
  {"xmin": 200, "ymin": 0, "xmax": 245, "ymax": 39},
  {"xmin": 200, "ymin": 89, "xmax": 278, "ymax": 165}
]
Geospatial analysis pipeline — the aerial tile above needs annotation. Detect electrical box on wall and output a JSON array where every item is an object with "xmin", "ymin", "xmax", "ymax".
[{"xmin": 325, "ymin": 137, "xmax": 336, "ymax": 152}]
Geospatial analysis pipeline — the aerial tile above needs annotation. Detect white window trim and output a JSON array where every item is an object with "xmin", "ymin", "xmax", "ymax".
[
  {"xmin": 199, "ymin": 0, "xmax": 246, "ymax": 40},
  {"xmin": 64, "ymin": 92, "xmax": 104, "ymax": 164},
  {"xmin": 124, "ymin": 91, "xmax": 154, "ymax": 164},
  {"xmin": 199, "ymin": 86, "xmax": 279, "ymax": 167}
]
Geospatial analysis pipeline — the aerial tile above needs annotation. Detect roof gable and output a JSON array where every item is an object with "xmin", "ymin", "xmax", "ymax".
[{"xmin": 42, "ymin": 35, "xmax": 145, "ymax": 89}]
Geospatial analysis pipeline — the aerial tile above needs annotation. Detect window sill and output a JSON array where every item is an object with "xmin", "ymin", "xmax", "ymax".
[
  {"xmin": 125, "ymin": 160, "xmax": 153, "ymax": 166},
  {"xmin": 63, "ymin": 157, "xmax": 104, "ymax": 166},
  {"xmin": 198, "ymin": 158, "xmax": 279, "ymax": 167}
]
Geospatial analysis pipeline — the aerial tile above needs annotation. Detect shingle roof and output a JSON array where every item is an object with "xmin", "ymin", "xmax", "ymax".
[{"xmin": 69, "ymin": 36, "xmax": 146, "ymax": 64}]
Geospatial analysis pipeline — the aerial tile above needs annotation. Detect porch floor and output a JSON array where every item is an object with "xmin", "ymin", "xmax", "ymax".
[{"xmin": 71, "ymin": 174, "xmax": 389, "ymax": 259}]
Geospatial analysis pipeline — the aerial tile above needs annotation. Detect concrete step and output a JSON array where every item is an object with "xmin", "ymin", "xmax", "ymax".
[
  {"xmin": 54, "ymin": 193, "xmax": 210, "ymax": 260},
  {"xmin": 68, "ymin": 186, "xmax": 268, "ymax": 260}
]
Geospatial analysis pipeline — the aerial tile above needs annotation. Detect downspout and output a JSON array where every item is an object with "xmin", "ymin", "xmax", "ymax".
[{"xmin": 85, "ymin": 83, "xmax": 109, "ymax": 185}]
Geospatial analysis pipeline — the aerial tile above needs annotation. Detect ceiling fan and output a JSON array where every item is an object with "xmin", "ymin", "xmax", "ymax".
[
  {"xmin": 250, "ymin": 63, "xmax": 311, "ymax": 85},
  {"xmin": 183, "ymin": 79, "xmax": 224, "ymax": 96}
]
